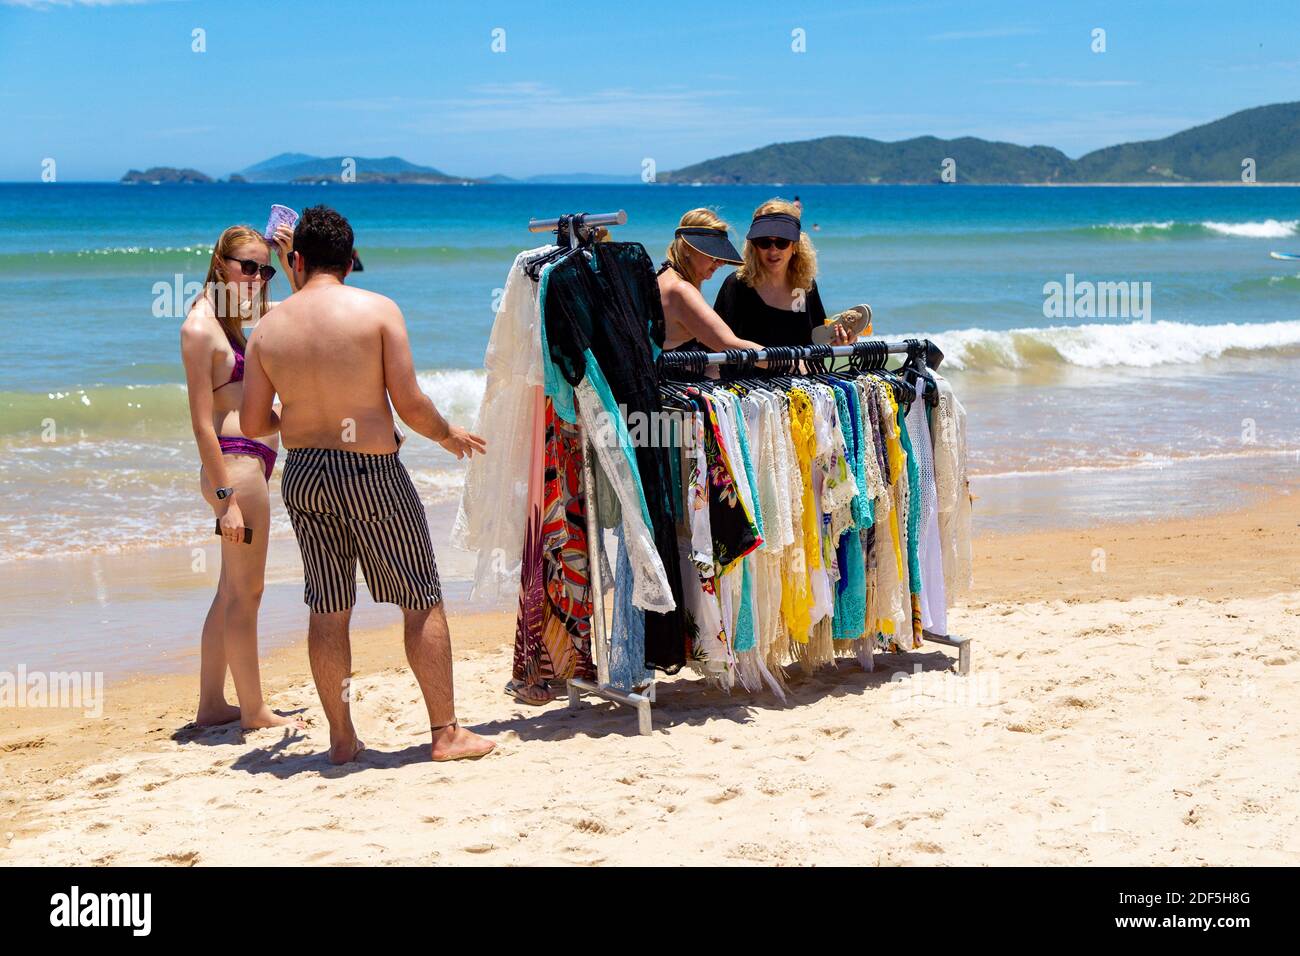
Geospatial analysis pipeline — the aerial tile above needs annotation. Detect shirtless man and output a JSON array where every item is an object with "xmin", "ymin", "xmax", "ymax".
[{"xmin": 240, "ymin": 205, "xmax": 494, "ymax": 764}]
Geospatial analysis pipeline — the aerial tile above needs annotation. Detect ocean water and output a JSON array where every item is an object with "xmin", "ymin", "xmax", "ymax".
[{"xmin": 3, "ymin": 182, "xmax": 1300, "ymax": 674}]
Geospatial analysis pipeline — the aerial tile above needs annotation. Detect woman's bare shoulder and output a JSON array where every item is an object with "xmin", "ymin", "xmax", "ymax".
[
  {"xmin": 181, "ymin": 296, "xmax": 218, "ymax": 339},
  {"xmin": 660, "ymin": 272, "xmax": 706, "ymax": 309}
]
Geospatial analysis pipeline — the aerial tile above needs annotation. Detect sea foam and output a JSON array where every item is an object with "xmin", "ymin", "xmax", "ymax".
[{"xmin": 931, "ymin": 319, "xmax": 1300, "ymax": 370}]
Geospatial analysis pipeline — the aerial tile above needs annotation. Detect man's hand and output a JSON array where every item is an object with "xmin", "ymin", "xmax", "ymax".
[{"xmin": 437, "ymin": 424, "xmax": 487, "ymax": 460}]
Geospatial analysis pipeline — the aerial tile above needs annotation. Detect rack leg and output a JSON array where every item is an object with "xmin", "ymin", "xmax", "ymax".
[
  {"xmin": 567, "ymin": 680, "xmax": 581, "ymax": 709},
  {"xmin": 922, "ymin": 631, "xmax": 972, "ymax": 676},
  {"xmin": 636, "ymin": 696, "xmax": 652, "ymax": 736}
]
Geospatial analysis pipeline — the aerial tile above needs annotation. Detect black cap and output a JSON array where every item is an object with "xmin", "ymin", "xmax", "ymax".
[
  {"xmin": 675, "ymin": 226, "xmax": 743, "ymax": 264},
  {"xmin": 746, "ymin": 212, "xmax": 801, "ymax": 242}
]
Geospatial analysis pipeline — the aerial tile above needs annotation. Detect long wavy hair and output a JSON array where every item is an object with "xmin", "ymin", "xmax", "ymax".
[
  {"xmin": 663, "ymin": 207, "xmax": 734, "ymax": 287},
  {"xmin": 736, "ymin": 198, "xmax": 818, "ymax": 293},
  {"xmin": 193, "ymin": 225, "xmax": 271, "ymax": 349}
]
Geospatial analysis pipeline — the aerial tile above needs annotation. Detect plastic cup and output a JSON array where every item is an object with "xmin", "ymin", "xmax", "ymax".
[{"xmin": 263, "ymin": 204, "xmax": 299, "ymax": 242}]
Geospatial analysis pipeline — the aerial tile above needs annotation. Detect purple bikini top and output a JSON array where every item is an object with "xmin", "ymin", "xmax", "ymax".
[{"xmin": 213, "ymin": 330, "xmax": 245, "ymax": 391}]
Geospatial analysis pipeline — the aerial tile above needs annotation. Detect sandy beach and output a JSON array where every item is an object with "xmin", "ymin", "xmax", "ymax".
[{"xmin": 3, "ymin": 489, "xmax": 1298, "ymax": 867}]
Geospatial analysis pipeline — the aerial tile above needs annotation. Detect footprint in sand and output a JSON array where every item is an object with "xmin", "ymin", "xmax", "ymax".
[
  {"xmin": 154, "ymin": 850, "xmax": 200, "ymax": 866},
  {"xmin": 706, "ymin": 786, "xmax": 742, "ymax": 804}
]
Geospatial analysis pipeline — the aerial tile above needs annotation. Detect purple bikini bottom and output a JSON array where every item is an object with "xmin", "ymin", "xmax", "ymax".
[{"xmin": 218, "ymin": 435, "xmax": 277, "ymax": 481}]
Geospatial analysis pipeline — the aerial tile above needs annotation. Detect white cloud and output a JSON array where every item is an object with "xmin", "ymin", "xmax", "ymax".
[
  {"xmin": 928, "ymin": 26, "xmax": 1040, "ymax": 41},
  {"xmin": 312, "ymin": 83, "xmax": 764, "ymax": 137},
  {"xmin": 2, "ymin": 0, "xmax": 174, "ymax": 7}
]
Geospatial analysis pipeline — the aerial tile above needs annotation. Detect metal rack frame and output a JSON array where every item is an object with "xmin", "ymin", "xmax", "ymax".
[{"xmin": 526, "ymin": 215, "xmax": 969, "ymax": 736}]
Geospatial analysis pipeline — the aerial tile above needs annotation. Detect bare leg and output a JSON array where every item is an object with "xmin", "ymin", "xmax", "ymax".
[
  {"xmin": 195, "ymin": 566, "xmax": 239, "ymax": 725},
  {"xmin": 308, "ymin": 607, "xmax": 363, "ymax": 764},
  {"xmin": 210, "ymin": 455, "xmax": 302, "ymax": 730},
  {"xmin": 403, "ymin": 604, "xmax": 494, "ymax": 761}
]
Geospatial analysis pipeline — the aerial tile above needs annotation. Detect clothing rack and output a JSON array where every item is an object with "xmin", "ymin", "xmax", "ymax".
[
  {"xmin": 525, "ymin": 216, "xmax": 968, "ymax": 735},
  {"xmin": 529, "ymin": 210, "xmax": 627, "ymax": 243},
  {"xmin": 526, "ymin": 210, "xmax": 655, "ymax": 734},
  {"xmin": 658, "ymin": 339, "xmax": 913, "ymax": 370},
  {"xmin": 659, "ymin": 339, "xmax": 972, "ymax": 682}
]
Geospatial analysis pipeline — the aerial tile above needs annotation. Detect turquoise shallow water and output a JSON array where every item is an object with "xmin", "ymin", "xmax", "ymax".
[
  {"xmin": 1, "ymin": 182, "xmax": 1299, "ymax": 564},
  {"xmin": 4, "ymin": 182, "xmax": 1300, "ymax": 386}
]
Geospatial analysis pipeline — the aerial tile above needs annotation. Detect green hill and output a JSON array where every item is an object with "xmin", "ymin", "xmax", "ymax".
[
  {"xmin": 235, "ymin": 154, "xmax": 474, "ymax": 184},
  {"xmin": 662, "ymin": 135, "xmax": 1071, "ymax": 184},
  {"xmin": 120, "ymin": 167, "xmax": 213, "ymax": 184},
  {"xmin": 662, "ymin": 102, "xmax": 1300, "ymax": 184},
  {"xmin": 1067, "ymin": 102, "xmax": 1300, "ymax": 182}
]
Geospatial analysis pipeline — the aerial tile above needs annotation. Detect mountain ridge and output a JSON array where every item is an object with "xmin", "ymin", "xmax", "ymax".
[
  {"xmin": 114, "ymin": 102, "xmax": 1300, "ymax": 185},
  {"xmin": 662, "ymin": 102, "xmax": 1300, "ymax": 184}
]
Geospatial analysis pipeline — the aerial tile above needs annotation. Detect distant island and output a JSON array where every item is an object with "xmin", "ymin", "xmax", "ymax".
[
  {"xmin": 116, "ymin": 155, "xmax": 643, "ymax": 185},
  {"xmin": 483, "ymin": 172, "xmax": 644, "ymax": 184},
  {"xmin": 236, "ymin": 153, "xmax": 474, "ymax": 184},
  {"xmin": 120, "ymin": 167, "xmax": 213, "ymax": 184},
  {"xmin": 117, "ymin": 101, "xmax": 1300, "ymax": 186},
  {"xmin": 661, "ymin": 101, "xmax": 1300, "ymax": 184}
]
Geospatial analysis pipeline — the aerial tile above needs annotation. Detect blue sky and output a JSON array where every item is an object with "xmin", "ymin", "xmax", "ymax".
[{"xmin": 1, "ymin": 0, "xmax": 1297, "ymax": 181}]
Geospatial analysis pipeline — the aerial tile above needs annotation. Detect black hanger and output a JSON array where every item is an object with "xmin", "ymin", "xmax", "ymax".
[
  {"xmin": 900, "ymin": 338, "xmax": 939, "ymax": 408},
  {"xmin": 524, "ymin": 213, "xmax": 590, "ymax": 280}
]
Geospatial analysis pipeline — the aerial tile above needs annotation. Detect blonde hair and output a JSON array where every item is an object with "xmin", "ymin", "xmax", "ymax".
[
  {"xmin": 194, "ymin": 225, "xmax": 271, "ymax": 349},
  {"xmin": 664, "ymin": 207, "xmax": 733, "ymax": 287},
  {"xmin": 736, "ymin": 198, "xmax": 818, "ymax": 293}
]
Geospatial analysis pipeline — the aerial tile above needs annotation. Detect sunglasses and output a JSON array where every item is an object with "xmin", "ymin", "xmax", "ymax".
[
  {"xmin": 226, "ymin": 257, "xmax": 276, "ymax": 281},
  {"xmin": 752, "ymin": 237, "xmax": 792, "ymax": 251}
]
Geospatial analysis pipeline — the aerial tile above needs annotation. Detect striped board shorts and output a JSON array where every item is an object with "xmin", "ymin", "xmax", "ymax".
[{"xmin": 280, "ymin": 447, "xmax": 442, "ymax": 613}]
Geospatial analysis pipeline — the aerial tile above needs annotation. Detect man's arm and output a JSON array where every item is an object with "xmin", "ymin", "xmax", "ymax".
[
  {"xmin": 381, "ymin": 301, "xmax": 486, "ymax": 458},
  {"xmin": 381, "ymin": 303, "xmax": 449, "ymax": 441},
  {"xmin": 239, "ymin": 328, "xmax": 280, "ymax": 439}
]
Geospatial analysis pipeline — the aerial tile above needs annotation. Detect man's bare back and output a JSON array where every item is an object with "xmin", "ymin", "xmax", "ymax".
[
  {"xmin": 248, "ymin": 280, "xmax": 404, "ymax": 453},
  {"xmin": 242, "ymin": 272, "xmax": 482, "ymax": 460}
]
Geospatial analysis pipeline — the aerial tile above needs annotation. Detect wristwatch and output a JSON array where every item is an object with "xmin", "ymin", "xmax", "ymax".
[{"xmin": 215, "ymin": 486, "xmax": 236, "ymax": 500}]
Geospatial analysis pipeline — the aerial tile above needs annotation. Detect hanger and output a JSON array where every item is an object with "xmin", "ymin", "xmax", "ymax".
[
  {"xmin": 899, "ymin": 338, "xmax": 939, "ymax": 408},
  {"xmin": 524, "ymin": 214, "xmax": 590, "ymax": 280}
]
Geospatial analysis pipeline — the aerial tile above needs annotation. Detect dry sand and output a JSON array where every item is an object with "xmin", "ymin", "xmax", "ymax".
[{"xmin": 3, "ymin": 491, "xmax": 1299, "ymax": 866}]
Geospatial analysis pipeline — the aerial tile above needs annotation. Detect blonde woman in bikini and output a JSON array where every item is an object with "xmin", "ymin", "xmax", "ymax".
[{"xmin": 180, "ymin": 223, "xmax": 302, "ymax": 728}]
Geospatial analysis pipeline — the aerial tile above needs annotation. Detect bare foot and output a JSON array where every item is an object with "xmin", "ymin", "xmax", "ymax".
[
  {"xmin": 328, "ymin": 736, "xmax": 365, "ymax": 765},
  {"xmin": 195, "ymin": 702, "xmax": 241, "ymax": 726},
  {"xmin": 431, "ymin": 723, "xmax": 495, "ymax": 762},
  {"xmin": 241, "ymin": 706, "xmax": 307, "ymax": 731}
]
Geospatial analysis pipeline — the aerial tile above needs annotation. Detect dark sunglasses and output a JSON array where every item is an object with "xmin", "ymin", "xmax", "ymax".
[
  {"xmin": 226, "ymin": 257, "xmax": 276, "ymax": 281},
  {"xmin": 752, "ymin": 237, "xmax": 792, "ymax": 251}
]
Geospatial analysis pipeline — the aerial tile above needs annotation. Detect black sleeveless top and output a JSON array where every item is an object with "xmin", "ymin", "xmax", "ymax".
[{"xmin": 713, "ymin": 272, "xmax": 826, "ymax": 347}]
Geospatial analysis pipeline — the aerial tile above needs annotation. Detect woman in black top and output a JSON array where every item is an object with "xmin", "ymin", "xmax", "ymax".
[{"xmin": 714, "ymin": 198, "xmax": 850, "ymax": 347}]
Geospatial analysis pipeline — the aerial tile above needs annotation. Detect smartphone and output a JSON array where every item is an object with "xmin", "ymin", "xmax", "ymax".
[{"xmin": 214, "ymin": 520, "xmax": 254, "ymax": 544}]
